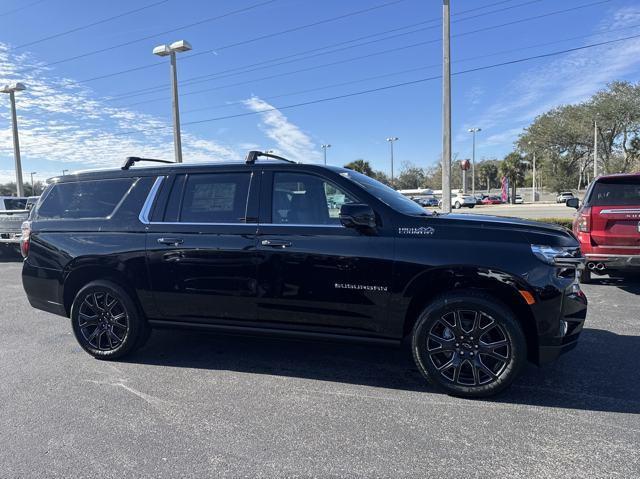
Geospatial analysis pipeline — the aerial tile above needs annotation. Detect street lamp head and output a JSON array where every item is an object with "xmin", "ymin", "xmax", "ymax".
[
  {"xmin": 468, "ymin": 127, "xmax": 481, "ymax": 133},
  {"xmin": 321, "ymin": 144, "xmax": 331, "ymax": 149},
  {"xmin": 386, "ymin": 137, "xmax": 399, "ymax": 142},
  {"xmin": 152, "ymin": 44, "xmax": 171, "ymax": 57},
  {"xmin": 1, "ymin": 82, "xmax": 26, "ymax": 93},
  {"xmin": 169, "ymin": 40, "xmax": 192, "ymax": 53}
]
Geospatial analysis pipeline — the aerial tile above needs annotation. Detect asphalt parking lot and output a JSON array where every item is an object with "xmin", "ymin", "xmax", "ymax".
[{"xmin": 1, "ymin": 255, "xmax": 639, "ymax": 478}]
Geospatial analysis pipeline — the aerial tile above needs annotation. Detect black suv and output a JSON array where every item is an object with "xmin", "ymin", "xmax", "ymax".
[{"xmin": 21, "ymin": 153, "xmax": 587, "ymax": 397}]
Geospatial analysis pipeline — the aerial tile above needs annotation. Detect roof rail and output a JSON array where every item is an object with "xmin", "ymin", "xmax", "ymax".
[
  {"xmin": 122, "ymin": 156, "xmax": 175, "ymax": 170},
  {"xmin": 245, "ymin": 150, "xmax": 296, "ymax": 165}
]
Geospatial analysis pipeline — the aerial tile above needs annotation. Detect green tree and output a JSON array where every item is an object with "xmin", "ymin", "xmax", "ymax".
[
  {"xmin": 344, "ymin": 159, "xmax": 373, "ymax": 176},
  {"xmin": 477, "ymin": 160, "xmax": 499, "ymax": 191},
  {"xmin": 499, "ymin": 152, "xmax": 525, "ymax": 203},
  {"xmin": 396, "ymin": 162, "xmax": 427, "ymax": 190}
]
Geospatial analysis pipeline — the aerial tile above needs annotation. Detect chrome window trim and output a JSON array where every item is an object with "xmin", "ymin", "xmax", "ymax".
[
  {"xmin": 139, "ymin": 176, "xmax": 164, "ymax": 225},
  {"xmin": 599, "ymin": 209, "xmax": 640, "ymax": 214}
]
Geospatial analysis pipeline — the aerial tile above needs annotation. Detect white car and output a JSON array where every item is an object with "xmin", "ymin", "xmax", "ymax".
[
  {"xmin": 514, "ymin": 195, "xmax": 524, "ymax": 204},
  {"xmin": 556, "ymin": 191, "xmax": 574, "ymax": 203},
  {"xmin": 439, "ymin": 194, "xmax": 476, "ymax": 209}
]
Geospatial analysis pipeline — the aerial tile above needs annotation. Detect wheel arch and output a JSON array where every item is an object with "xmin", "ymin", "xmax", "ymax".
[
  {"xmin": 400, "ymin": 266, "xmax": 539, "ymax": 363},
  {"xmin": 62, "ymin": 263, "xmax": 142, "ymax": 317}
]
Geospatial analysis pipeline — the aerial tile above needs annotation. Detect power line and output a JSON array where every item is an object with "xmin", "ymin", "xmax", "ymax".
[
  {"xmin": 107, "ymin": 31, "xmax": 640, "ymax": 137},
  {"xmin": 112, "ymin": 0, "xmax": 612, "ymax": 108},
  {"xmin": 77, "ymin": 0, "xmax": 409, "ymax": 84},
  {"xmin": 14, "ymin": 0, "xmax": 279, "ymax": 73},
  {"xmin": 14, "ymin": 0, "xmax": 170, "ymax": 50},
  {"xmin": 179, "ymin": 21, "xmax": 640, "ymax": 116},
  {"xmin": 0, "ymin": 0, "xmax": 46, "ymax": 18},
  {"xmin": 106, "ymin": 0, "xmax": 545, "ymax": 102}
]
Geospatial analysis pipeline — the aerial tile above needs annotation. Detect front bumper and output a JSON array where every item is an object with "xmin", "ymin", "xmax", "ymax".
[
  {"xmin": 585, "ymin": 253, "xmax": 640, "ymax": 270},
  {"xmin": 537, "ymin": 286, "xmax": 587, "ymax": 365}
]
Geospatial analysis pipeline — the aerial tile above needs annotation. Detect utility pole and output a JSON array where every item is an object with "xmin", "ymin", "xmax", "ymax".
[
  {"xmin": 1, "ymin": 83, "xmax": 26, "ymax": 197},
  {"xmin": 30, "ymin": 171, "xmax": 37, "ymax": 195},
  {"xmin": 468, "ymin": 127, "xmax": 481, "ymax": 195},
  {"xmin": 593, "ymin": 119, "xmax": 598, "ymax": 179},
  {"xmin": 441, "ymin": 0, "xmax": 452, "ymax": 213},
  {"xmin": 386, "ymin": 137, "xmax": 399, "ymax": 187},
  {"xmin": 532, "ymin": 151, "xmax": 536, "ymax": 203},
  {"xmin": 153, "ymin": 40, "xmax": 192, "ymax": 163},
  {"xmin": 321, "ymin": 144, "xmax": 331, "ymax": 165}
]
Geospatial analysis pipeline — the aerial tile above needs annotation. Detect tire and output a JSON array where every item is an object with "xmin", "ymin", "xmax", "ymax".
[
  {"xmin": 468, "ymin": 204, "xmax": 475, "ymax": 209},
  {"xmin": 411, "ymin": 292, "xmax": 527, "ymax": 398},
  {"xmin": 454, "ymin": 201, "xmax": 461, "ymax": 209},
  {"xmin": 580, "ymin": 268, "xmax": 591, "ymax": 284},
  {"xmin": 70, "ymin": 280, "xmax": 147, "ymax": 360}
]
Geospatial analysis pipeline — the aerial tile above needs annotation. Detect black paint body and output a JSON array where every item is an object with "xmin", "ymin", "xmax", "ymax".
[{"xmin": 22, "ymin": 162, "xmax": 587, "ymax": 365}]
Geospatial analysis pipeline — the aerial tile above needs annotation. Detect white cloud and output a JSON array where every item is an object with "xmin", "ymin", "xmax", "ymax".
[
  {"xmin": 460, "ymin": 5, "xmax": 640, "ymax": 151},
  {"xmin": 0, "ymin": 43, "xmax": 240, "ymax": 178},
  {"xmin": 243, "ymin": 96, "xmax": 320, "ymax": 163}
]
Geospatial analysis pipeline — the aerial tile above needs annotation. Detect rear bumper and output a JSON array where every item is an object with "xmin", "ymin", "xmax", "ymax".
[
  {"xmin": 585, "ymin": 253, "xmax": 640, "ymax": 270},
  {"xmin": 22, "ymin": 260, "xmax": 67, "ymax": 318},
  {"xmin": 0, "ymin": 232, "xmax": 21, "ymax": 243}
]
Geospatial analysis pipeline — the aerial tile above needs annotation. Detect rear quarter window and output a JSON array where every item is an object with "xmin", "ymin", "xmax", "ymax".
[
  {"xmin": 36, "ymin": 178, "xmax": 136, "ymax": 220},
  {"xmin": 590, "ymin": 177, "xmax": 640, "ymax": 206}
]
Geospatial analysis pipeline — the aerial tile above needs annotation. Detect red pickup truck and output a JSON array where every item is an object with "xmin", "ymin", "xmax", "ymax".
[{"xmin": 567, "ymin": 173, "xmax": 640, "ymax": 282}]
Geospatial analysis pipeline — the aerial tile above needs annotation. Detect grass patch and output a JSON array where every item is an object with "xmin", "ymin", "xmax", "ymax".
[{"xmin": 534, "ymin": 217, "xmax": 574, "ymax": 229}]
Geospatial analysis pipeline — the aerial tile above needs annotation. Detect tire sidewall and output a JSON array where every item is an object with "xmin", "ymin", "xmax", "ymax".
[
  {"xmin": 412, "ymin": 293, "xmax": 527, "ymax": 398},
  {"xmin": 70, "ymin": 280, "xmax": 142, "ymax": 359}
]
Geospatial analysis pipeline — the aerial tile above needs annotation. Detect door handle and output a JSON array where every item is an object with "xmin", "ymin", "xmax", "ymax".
[
  {"xmin": 157, "ymin": 237, "xmax": 184, "ymax": 246},
  {"xmin": 261, "ymin": 239, "xmax": 292, "ymax": 248}
]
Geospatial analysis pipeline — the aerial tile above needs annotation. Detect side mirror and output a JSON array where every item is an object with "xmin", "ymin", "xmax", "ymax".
[
  {"xmin": 339, "ymin": 203, "xmax": 376, "ymax": 229},
  {"xmin": 566, "ymin": 198, "xmax": 579, "ymax": 209}
]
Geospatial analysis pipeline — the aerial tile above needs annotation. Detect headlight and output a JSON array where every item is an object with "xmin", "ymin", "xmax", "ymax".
[{"xmin": 530, "ymin": 244, "xmax": 577, "ymax": 265}]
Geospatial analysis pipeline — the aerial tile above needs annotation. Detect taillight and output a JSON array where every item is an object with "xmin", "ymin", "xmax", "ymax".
[
  {"xmin": 20, "ymin": 221, "xmax": 31, "ymax": 258},
  {"xmin": 577, "ymin": 207, "xmax": 591, "ymax": 233}
]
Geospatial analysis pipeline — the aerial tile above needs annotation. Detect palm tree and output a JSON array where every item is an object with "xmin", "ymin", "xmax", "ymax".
[
  {"xmin": 499, "ymin": 153, "xmax": 525, "ymax": 204},
  {"xmin": 478, "ymin": 161, "xmax": 499, "ymax": 192}
]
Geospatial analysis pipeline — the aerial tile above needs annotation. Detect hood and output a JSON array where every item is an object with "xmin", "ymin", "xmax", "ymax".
[{"xmin": 414, "ymin": 213, "xmax": 579, "ymax": 248}]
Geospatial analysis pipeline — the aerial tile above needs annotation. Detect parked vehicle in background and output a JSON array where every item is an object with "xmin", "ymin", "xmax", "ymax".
[
  {"xmin": 482, "ymin": 195, "xmax": 503, "ymax": 205},
  {"xmin": 557, "ymin": 192, "xmax": 575, "ymax": 203},
  {"xmin": 0, "ymin": 196, "xmax": 38, "ymax": 254},
  {"xmin": 412, "ymin": 195, "xmax": 439, "ymax": 208},
  {"xmin": 514, "ymin": 195, "xmax": 524, "ymax": 204},
  {"xmin": 568, "ymin": 173, "xmax": 640, "ymax": 282},
  {"xmin": 439, "ymin": 193, "xmax": 476, "ymax": 209},
  {"xmin": 21, "ymin": 152, "xmax": 587, "ymax": 398}
]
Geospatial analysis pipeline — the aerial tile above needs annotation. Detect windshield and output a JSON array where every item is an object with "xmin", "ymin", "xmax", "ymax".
[{"xmin": 339, "ymin": 170, "xmax": 431, "ymax": 216}]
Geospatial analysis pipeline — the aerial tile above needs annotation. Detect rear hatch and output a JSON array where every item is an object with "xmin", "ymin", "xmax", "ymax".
[{"xmin": 589, "ymin": 175, "xmax": 640, "ymax": 254}]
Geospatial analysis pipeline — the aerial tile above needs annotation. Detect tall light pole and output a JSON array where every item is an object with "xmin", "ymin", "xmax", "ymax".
[
  {"xmin": 1, "ymin": 83, "xmax": 26, "ymax": 197},
  {"xmin": 441, "ymin": 0, "xmax": 452, "ymax": 213},
  {"xmin": 593, "ymin": 119, "xmax": 598, "ymax": 179},
  {"xmin": 30, "ymin": 171, "xmax": 37, "ymax": 195},
  {"xmin": 528, "ymin": 141, "xmax": 537, "ymax": 203},
  {"xmin": 468, "ymin": 127, "xmax": 481, "ymax": 195},
  {"xmin": 321, "ymin": 144, "xmax": 331, "ymax": 165},
  {"xmin": 62, "ymin": 169, "xmax": 68, "ymax": 176},
  {"xmin": 386, "ymin": 137, "xmax": 399, "ymax": 187},
  {"xmin": 153, "ymin": 40, "xmax": 192, "ymax": 163}
]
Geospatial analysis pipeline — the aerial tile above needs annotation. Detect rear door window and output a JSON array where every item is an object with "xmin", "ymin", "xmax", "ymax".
[
  {"xmin": 36, "ymin": 178, "xmax": 135, "ymax": 219},
  {"xmin": 590, "ymin": 177, "xmax": 640, "ymax": 206},
  {"xmin": 176, "ymin": 172, "xmax": 252, "ymax": 223}
]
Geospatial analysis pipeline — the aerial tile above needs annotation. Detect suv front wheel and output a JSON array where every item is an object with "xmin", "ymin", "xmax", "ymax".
[
  {"xmin": 411, "ymin": 292, "xmax": 526, "ymax": 398},
  {"xmin": 71, "ymin": 280, "xmax": 150, "ymax": 359}
]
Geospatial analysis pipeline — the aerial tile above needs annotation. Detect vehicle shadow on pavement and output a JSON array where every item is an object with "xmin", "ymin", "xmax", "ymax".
[
  {"xmin": 128, "ymin": 326, "xmax": 640, "ymax": 414},
  {"xmin": 589, "ymin": 275, "xmax": 640, "ymax": 295}
]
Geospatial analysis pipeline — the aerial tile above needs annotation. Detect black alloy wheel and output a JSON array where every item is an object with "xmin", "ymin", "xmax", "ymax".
[
  {"xmin": 78, "ymin": 292, "xmax": 129, "ymax": 351},
  {"xmin": 412, "ymin": 293, "xmax": 526, "ymax": 398},
  {"xmin": 71, "ymin": 280, "xmax": 149, "ymax": 359},
  {"xmin": 426, "ymin": 310, "xmax": 510, "ymax": 386}
]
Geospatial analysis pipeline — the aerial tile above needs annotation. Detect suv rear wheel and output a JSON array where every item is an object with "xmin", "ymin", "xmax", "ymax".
[
  {"xmin": 411, "ymin": 292, "xmax": 526, "ymax": 398},
  {"xmin": 71, "ymin": 280, "xmax": 149, "ymax": 359}
]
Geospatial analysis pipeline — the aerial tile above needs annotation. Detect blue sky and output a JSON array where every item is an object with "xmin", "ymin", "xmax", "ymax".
[{"xmin": 1, "ymin": 0, "xmax": 640, "ymax": 184}]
